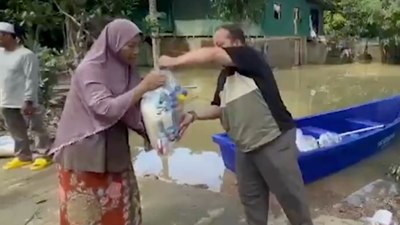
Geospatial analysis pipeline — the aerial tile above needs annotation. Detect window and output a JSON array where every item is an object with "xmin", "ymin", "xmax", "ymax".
[
  {"xmin": 310, "ymin": 9, "xmax": 320, "ymax": 34},
  {"xmin": 274, "ymin": 3, "xmax": 282, "ymax": 19},
  {"xmin": 294, "ymin": 7, "xmax": 301, "ymax": 22}
]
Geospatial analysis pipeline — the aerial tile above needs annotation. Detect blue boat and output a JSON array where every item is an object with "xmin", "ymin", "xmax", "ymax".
[{"xmin": 212, "ymin": 95, "xmax": 400, "ymax": 184}]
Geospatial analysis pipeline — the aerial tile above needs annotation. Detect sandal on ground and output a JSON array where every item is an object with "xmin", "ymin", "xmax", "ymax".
[
  {"xmin": 30, "ymin": 157, "xmax": 52, "ymax": 171},
  {"xmin": 2, "ymin": 157, "xmax": 32, "ymax": 170}
]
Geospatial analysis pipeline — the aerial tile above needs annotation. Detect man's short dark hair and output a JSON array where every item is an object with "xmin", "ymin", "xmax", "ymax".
[
  {"xmin": 218, "ymin": 24, "xmax": 246, "ymax": 44},
  {"xmin": 13, "ymin": 24, "xmax": 25, "ymax": 40}
]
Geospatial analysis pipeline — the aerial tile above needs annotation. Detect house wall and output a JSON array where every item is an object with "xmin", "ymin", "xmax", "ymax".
[
  {"xmin": 171, "ymin": 0, "xmax": 264, "ymax": 36},
  {"xmin": 137, "ymin": 36, "xmax": 307, "ymax": 68},
  {"xmin": 135, "ymin": 0, "xmax": 326, "ymax": 67},
  {"xmin": 170, "ymin": 0, "xmax": 323, "ymax": 37},
  {"xmin": 129, "ymin": 0, "xmax": 325, "ymax": 37},
  {"xmin": 262, "ymin": 0, "xmax": 311, "ymax": 36},
  {"xmin": 307, "ymin": 41, "xmax": 329, "ymax": 64}
]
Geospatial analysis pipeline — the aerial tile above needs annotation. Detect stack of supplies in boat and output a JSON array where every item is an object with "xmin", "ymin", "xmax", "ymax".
[
  {"xmin": 141, "ymin": 70, "xmax": 188, "ymax": 155},
  {"xmin": 296, "ymin": 129, "xmax": 319, "ymax": 152},
  {"xmin": 318, "ymin": 132, "xmax": 343, "ymax": 148},
  {"xmin": 296, "ymin": 129, "xmax": 343, "ymax": 152}
]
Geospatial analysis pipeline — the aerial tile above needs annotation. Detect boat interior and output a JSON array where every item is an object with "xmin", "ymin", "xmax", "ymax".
[{"xmin": 296, "ymin": 96, "xmax": 400, "ymax": 140}]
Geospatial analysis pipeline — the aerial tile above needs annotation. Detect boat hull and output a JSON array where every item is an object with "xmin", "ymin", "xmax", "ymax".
[{"xmin": 212, "ymin": 95, "xmax": 400, "ymax": 184}]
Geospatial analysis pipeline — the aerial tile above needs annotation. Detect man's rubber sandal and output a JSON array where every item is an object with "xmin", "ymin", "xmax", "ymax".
[
  {"xmin": 30, "ymin": 158, "xmax": 52, "ymax": 171},
  {"xmin": 2, "ymin": 157, "xmax": 32, "ymax": 170}
]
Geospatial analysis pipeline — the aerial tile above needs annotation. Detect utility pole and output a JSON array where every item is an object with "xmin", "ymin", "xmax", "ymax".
[
  {"xmin": 149, "ymin": 0, "xmax": 160, "ymax": 69},
  {"xmin": 148, "ymin": 0, "xmax": 170, "ymax": 178}
]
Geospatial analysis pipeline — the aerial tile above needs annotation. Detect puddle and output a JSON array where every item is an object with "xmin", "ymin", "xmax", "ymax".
[{"xmin": 133, "ymin": 148, "xmax": 226, "ymax": 192}]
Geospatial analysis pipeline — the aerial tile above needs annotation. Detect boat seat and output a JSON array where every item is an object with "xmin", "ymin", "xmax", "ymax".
[
  {"xmin": 346, "ymin": 118, "xmax": 383, "ymax": 127},
  {"xmin": 301, "ymin": 126, "xmax": 332, "ymax": 136}
]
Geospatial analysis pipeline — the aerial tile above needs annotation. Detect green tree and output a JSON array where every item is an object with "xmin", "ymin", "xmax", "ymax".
[
  {"xmin": 324, "ymin": 0, "xmax": 400, "ymax": 63},
  {"xmin": 210, "ymin": 0, "xmax": 266, "ymax": 23},
  {"xmin": 0, "ymin": 0, "xmax": 145, "ymax": 106},
  {"xmin": 324, "ymin": 0, "xmax": 379, "ymax": 39},
  {"xmin": 1, "ymin": 0, "xmax": 64, "ymax": 49},
  {"xmin": 0, "ymin": 0, "xmax": 66, "ymax": 107}
]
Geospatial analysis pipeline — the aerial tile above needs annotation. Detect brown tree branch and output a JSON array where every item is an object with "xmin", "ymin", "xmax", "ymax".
[{"xmin": 52, "ymin": 0, "xmax": 94, "ymax": 40}]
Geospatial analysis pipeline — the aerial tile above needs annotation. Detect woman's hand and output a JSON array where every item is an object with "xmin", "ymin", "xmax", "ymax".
[
  {"xmin": 133, "ymin": 71, "xmax": 166, "ymax": 104},
  {"xmin": 141, "ymin": 70, "xmax": 166, "ymax": 91}
]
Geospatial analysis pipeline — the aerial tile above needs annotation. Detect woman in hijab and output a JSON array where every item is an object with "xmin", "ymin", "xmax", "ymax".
[{"xmin": 50, "ymin": 19, "xmax": 165, "ymax": 225}]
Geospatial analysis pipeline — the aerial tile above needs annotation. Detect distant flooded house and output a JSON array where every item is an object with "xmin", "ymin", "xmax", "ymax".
[{"xmin": 133, "ymin": 0, "xmax": 333, "ymax": 67}]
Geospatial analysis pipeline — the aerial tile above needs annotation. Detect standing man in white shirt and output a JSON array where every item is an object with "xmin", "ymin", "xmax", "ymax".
[{"xmin": 0, "ymin": 22, "xmax": 52, "ymax": 171}]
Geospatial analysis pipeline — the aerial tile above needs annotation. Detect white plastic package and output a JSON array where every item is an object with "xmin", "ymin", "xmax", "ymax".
[
  {"xmin": 296, "ymin": 129, "xmax": 319, "ymax": 152},
  {"xmin": 317, "ymin": 132, "xmax": 342, "ymax": 148},
  {"xmin": 296, "ymin": 128, "xmax": 348, "ymax": 152},
  {"xmin": 141, "ymin": 70, "xmax": 188, "ymax": 155}
]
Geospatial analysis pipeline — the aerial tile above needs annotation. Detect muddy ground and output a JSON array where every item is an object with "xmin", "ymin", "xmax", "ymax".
[{"xmin": 2, "ymin": 159, "xmax": 395, "ymax": 225}]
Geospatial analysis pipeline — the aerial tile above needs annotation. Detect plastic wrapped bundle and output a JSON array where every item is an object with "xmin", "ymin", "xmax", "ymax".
[
  {"xmin": 141, "ymin": 70, "xmax": 188, "ymax": 155},
  {"xmin": 318, "ymin": 132, "xmax": 342, "ymax": 148},
  {"xmin": 296, "ymin": 129, "xmax": 319, "ymax": 152}
]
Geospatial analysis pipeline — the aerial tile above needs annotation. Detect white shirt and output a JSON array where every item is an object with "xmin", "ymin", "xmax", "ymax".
[{"xmin": 0, "ymin": 46, "xmax": 39, "ymax": 108}]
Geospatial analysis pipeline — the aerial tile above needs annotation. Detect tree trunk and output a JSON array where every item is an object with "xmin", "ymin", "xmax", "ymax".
[
  {"xmin": 357, "ymin": 39, "xmax": 372, "ymax": 64},
  {"xmin": 364, "ymin": 39, "xmax": 369, "ymax": 54},
  {"xmin": 149, "ymin": 0, "xmax": 160, "ymax": 69},
  {"xmin": 64, "ymin": 12, "xmax": 91, "ymax": 74},
  {"xmin": 380, "ymin": 39, "xmax": 400, "ymax": 64}
]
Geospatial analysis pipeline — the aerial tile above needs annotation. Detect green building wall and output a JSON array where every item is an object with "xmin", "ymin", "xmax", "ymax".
[
  {"xmin": 262, "ymin": 0, "xmax": 313, "ymax": 36},
  {"xmin": 130, "ymin": 0, "xmax": 326, "ymax": 37},
  {"xmin": 170, "ymin": 0, "xmax": 324, "ymax": 37}
]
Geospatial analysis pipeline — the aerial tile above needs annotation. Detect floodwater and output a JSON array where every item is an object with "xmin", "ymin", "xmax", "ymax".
[{"xmin": 132, "ymin": 63, "xmax": 400, "ymax": 207}]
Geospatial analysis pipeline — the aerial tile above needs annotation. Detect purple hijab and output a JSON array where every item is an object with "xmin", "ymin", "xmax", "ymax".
[{"xmin": 50, "ymin": 19, "xmax": 144, "ymax": 155}]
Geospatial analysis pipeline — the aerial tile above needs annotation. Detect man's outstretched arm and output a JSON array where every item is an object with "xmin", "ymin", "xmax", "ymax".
[
  {"xmin": 179, "ymin": 105, "xmax": 221, "ymax": 136},
  {"xmin": 192, "ymin": 105, "xmax": 221, "ymax": 121},
  {"xmin": 159, "ymin": 47, "xmax": 234, "ymax": 68}
]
